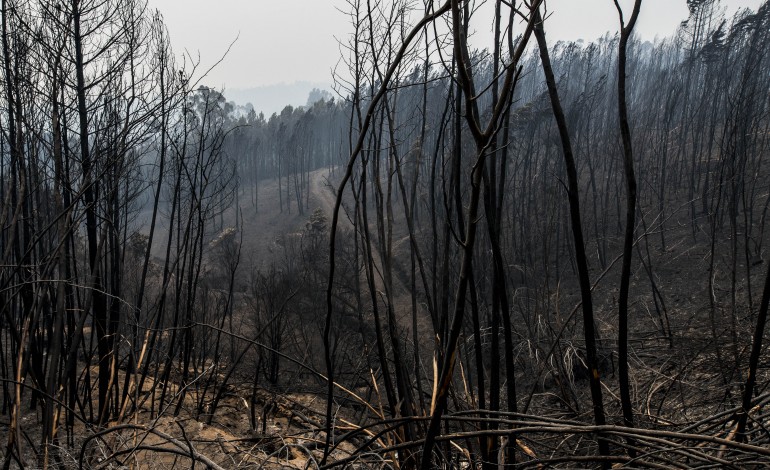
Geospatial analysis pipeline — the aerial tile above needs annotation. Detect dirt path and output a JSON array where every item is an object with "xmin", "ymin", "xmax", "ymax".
[
  {"xmin": 307, "ymin": 167, "xmax": 351, "ymax": 229},
  {"xmin": 199, "ymin": 167, "xmax": 345, "ymax": 269}
]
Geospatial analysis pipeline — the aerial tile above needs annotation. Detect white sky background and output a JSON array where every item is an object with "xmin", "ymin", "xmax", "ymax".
[{"xmin": 147, "ymin": 0, "xmax": 764, "ymax": 92}]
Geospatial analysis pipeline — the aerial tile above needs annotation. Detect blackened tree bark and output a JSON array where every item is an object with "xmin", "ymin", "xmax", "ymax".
[
  {"xmin": 533, "ymin": 5, "xmax": 609, "ymax": 460},
  {"xmin": 321, "ymin": 1, "xmax": 453, "ymax": 464},
  {"xmin": 614, "ymin": 0, "xmax": 642, "ymax": 432},
  {"xmin": 420, "ymin": 1, "xmax": 538, "ymax": 466}
]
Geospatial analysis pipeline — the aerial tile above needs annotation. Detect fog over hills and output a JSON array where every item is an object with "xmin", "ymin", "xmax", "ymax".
[{"xmin": 222, "ymin": 81, "xmax": 334, "ymax": 116}]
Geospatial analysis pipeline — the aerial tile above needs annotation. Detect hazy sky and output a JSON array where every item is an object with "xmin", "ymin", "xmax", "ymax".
[{"xmin": 147, "ymin": 0, "xmax": 763, "ymax": 91}]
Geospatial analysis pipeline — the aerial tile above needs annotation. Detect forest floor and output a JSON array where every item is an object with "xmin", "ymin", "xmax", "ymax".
[
  {"xmin": 1, "ymin": 373, "xmax": 357, "ymax": 469},
  {"xmin": 6, "ymin": 171, "xmax": 770, "ymax": 468}
]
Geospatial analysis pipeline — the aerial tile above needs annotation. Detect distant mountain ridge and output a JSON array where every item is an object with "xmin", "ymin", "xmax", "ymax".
[{"xmin": 221, "ymin": 81, "xmax": 333, "ymax": 116}]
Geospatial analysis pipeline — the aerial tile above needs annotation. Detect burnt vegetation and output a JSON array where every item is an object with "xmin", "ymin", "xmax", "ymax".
[{"xmin": 2, "ymin": 0, "xmax": 770, "ymax": 468}]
